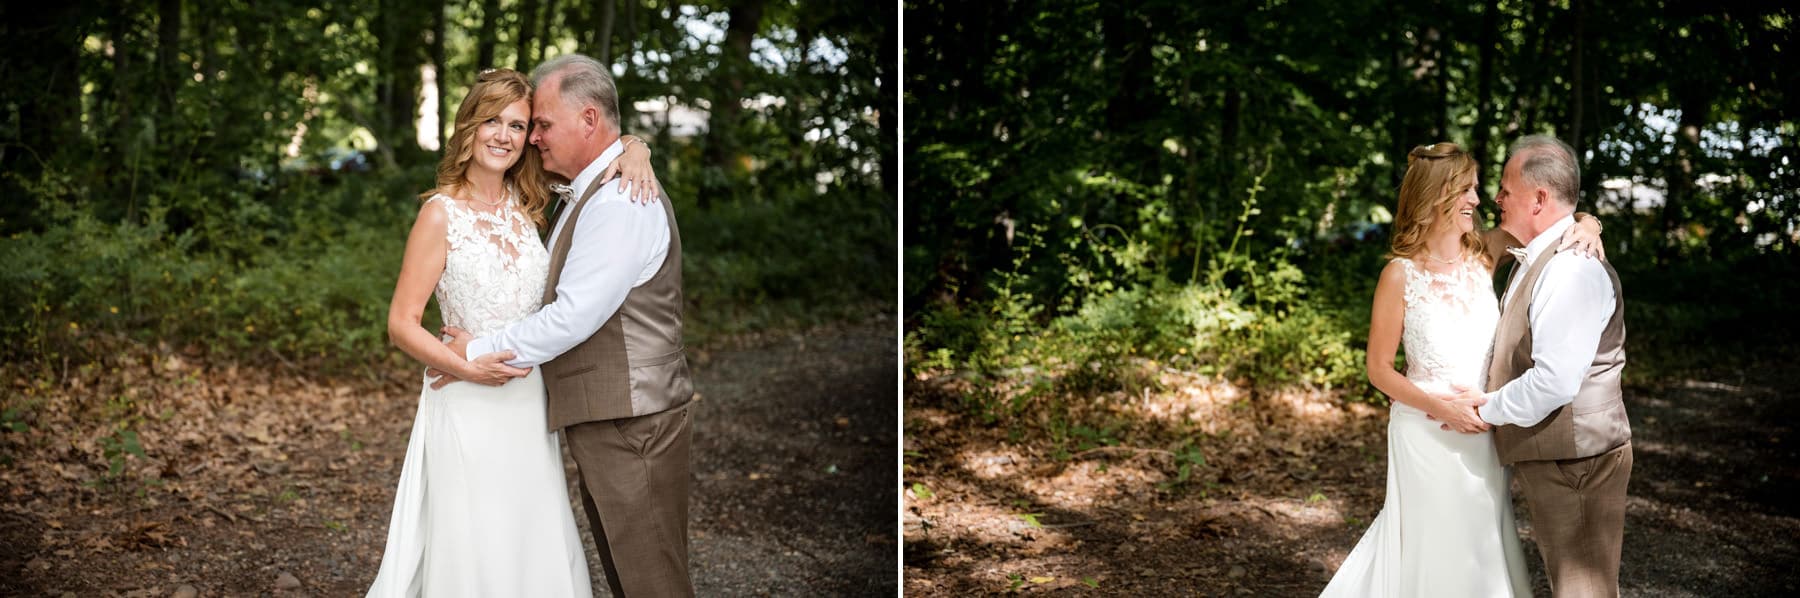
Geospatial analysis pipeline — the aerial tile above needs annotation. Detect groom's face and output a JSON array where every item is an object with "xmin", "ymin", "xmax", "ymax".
[
  {"xmin": 530, "ymin": 78, "xmax": 585, "ymax": 179},
  {"xmin": 1495, "ymin": 157, "xmax": 1529, "ymax": 237}
]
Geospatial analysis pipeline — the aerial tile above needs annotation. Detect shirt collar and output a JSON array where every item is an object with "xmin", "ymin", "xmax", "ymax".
[
  {"xmin": 568, "ymin": 139, "xmax": 627, "ymax": 202},
  {"xmin": 1520, "ymin": 214, "xmax": 1577, "ymax": 265}
]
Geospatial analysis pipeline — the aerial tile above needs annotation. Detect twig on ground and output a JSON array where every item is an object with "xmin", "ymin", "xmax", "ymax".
[{"xmin": 1071, "ymin": 446, "xmax": 1177, "ymax": 460}]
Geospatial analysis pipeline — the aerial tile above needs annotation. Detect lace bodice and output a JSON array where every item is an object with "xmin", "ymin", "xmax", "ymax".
[
  {"xmin": 1394, "ymin": 256, "xmax": 1499, "ymax": 407},
  {"xmin": 428, "ymin": 194, "xmax": 548, "ymax": 338}
]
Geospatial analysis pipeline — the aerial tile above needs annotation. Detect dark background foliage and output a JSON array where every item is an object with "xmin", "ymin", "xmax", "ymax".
[
  {"xmin": 0, "ymin": 0, "xmax": 896, "ymax": 373},
  {"xmin": 905, "ymin": 0, "xmax": 1797, "ymax": 400}
]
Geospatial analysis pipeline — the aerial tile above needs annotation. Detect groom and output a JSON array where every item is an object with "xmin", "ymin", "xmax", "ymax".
[
  {"xmin": 1443, "ymin": 134, "xmax": 1631, "ymax": 597},
  {"xmin": 447, "ymin": 53, "xmax": 696, "ymax": 597}
]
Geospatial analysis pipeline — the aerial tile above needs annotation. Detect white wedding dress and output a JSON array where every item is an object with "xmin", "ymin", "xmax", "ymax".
[
  {"xmin": 367, "ymin": 194, "xmax": 592, "ymax": 597},
  {"xmin": 1320, "ymin": 257, "xmax": 1531, "ymax": 597}
]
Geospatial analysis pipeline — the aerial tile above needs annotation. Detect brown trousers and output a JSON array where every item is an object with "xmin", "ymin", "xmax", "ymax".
[
  {"xmin": 564, "ymin": 402, "xmax": 695, "ymax": 598},
  {"xmin": 1514, "ymin": 442, "xmax": 1632, "ymax": 598}
]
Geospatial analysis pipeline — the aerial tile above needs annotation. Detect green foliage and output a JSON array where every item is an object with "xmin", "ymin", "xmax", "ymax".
[
  {"xmin": 905, "ymin": 0, "xmax": 1793, "ymax": 434},
  {"xmin": 0, "ymin": 160, "xmax": 890, "ymax": 373},
  {"xmin": 0, "ymin": 176, "xmax": 412, "ymax": 372},
  {"xmin": 681, "ymin": 187, "xmax": 896, "ymax": 342},
  {"xmin": 905, "ymin": 181, "xmax": 1378, "ymax": 423}
]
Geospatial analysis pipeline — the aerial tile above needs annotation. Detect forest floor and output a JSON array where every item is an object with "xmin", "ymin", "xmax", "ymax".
[
  {"xmin": 0, "ymin": 315, "xmax": 897, "ymax": 596},
  {"xmin": 903, "ymin": 357, "xmax": 1800, "ymax": 596}
]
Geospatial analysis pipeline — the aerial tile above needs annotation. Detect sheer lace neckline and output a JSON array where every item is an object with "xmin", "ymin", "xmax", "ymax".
[{"xmin": 426, "ymin": 193, "xmax": 549, "ymax": 338}]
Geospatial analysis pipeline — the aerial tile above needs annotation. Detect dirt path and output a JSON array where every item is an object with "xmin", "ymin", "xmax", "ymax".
[
  {"xmin": 902, "ymin": 363, "xmax": 1800, "ymax": 596},
  {"xmin": 0, "ymin": 316, "xmax": 896, "ymax": 596}
]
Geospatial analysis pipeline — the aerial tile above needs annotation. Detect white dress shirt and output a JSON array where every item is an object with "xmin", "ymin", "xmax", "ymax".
[
  {"xmin": 1480, "ymin": 215, "xmax": 1617, "ymax": 427},
  {"xmin": 466, "ymin": 140, "xmax": 671, "ymax": 368}
]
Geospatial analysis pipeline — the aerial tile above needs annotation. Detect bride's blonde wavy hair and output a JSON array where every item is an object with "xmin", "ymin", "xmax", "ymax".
[
  {"xmin": 1389, "ymin": 142, "xmax": 1490, "ymax": 269},
  {"xmin": 418, "ymin": 69, "xmax": 551, "ymax": 229}
]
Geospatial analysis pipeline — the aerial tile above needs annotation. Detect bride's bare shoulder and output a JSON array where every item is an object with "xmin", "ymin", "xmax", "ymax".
[{"xmin": 1377, "ymin": 258, "xmax": 1410, "ymax": 288}]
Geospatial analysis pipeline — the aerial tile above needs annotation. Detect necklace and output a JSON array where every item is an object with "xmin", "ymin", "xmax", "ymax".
[
  {"xmin": 1425, "ymin": 250, "xmax": 1459, "ymax": 265},
  {"xmin": 469, "ymin": 185, "xmax": 510, "ymax": 208}
]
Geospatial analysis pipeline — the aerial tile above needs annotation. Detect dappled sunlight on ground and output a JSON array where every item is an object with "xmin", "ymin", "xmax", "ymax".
[{"xmin": 907, "ymin": 357, "xmax": 1800, "ymax": 596}]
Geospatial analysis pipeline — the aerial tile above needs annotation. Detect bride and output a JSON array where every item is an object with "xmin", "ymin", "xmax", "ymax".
[
  {"xmin": 366, "ymin": 68, "xmax": 658, "ymax": 596},
  {"xmin": 1320, "ymin": 142, "xmax": 1602, "ymax": 597}
]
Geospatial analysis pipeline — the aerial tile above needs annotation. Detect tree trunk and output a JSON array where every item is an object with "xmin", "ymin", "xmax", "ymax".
[
  {"xmin": 702, "ymin": 0, "xmax": 766, "ymax": 205},
  {"xmin": 538, "ymin": 0, "xmax": 558, "ymax": 63},
  {"xmin": 1523, "ymin": 0, "xmax": 1554, "ymax": 136},
  {"xmin": 1472, "ymin": 0, "xmax": 1499, "ymax": 192},
  {"xmin": 195, "ymin": 4, "xmax": 214, "ymax": 81},
  {"xmin": 616, "ymin": 0, "xmax": 639, "ymax": 127},
  {"xmin": 515, "ymin": 0, "xmax": 540, "ymax": 69},
  {"xmin": 1569, "ymin": 0, "xmax": 1585, "ymax": 157},
  {"xmin": 374, "ymin": 0, "xmax": 422, "ymax": 168},
  {"xmin": 877, "ymin": 0, "xmax": 896, "ymax": 200},
  {"xmin": 110, "ymin": 3, "xmax": 136, "ymax": 160},
  {"xmin": 475, "ymin": 0, "xmax": 500, "ymax": 69},
  {"xmin": 1429, "ymin": 26, "xmax": 1447, "ymax": 141},
  {"xmin": 1101, "ymin": 8, "xmax": 1154, "ymax": 179},
  {"xmin": 1662, "ymin": 89, "xmax": 1708, "ymax": 262},
  {"xmin": 0, "ymin": 3, "xmax": 84, "ymax": 230},
  {"xmin": 432, "ymin": 0, "xmax": 448, "ymax": 145},
  {"xmin": 155, "ymin": 0, "xmax": 181, "ymax": 122},
  {"xmin": 593, "ymin": 0, "xmax": 617, "ymax": 64}
]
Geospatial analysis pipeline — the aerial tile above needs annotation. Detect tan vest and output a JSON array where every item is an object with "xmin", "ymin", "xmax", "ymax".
[
  {"xmin": 538, "ymin": 179, "xmax": 694, "ymax": 430},
  {"xmin": 1486, "ymin": 245, "xmax": 1630, "ymax": 464}
]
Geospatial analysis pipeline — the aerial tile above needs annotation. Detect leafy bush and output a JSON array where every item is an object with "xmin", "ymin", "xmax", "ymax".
[{"xmin": 2, "ymin": 166, "xmax": 894, "ymax": 374}]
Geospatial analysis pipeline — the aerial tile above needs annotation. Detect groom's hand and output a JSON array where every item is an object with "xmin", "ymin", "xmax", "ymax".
[
  {"xmin": 463, "ymin": 350, "xmax": 531, "ymax": 386},
  {"xmin": 1433, "ymin": 385, "xmax": 1492, "ymax": 434}
]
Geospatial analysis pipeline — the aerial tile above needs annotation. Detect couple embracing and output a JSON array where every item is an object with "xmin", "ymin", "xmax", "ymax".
[
  {"xmin": 366, "ymin": 54, "xmax": 696, "ymax": 597},
  {"xmin": 1323, "ymin": 136, "xmax": 1633, "ymax": 598}
]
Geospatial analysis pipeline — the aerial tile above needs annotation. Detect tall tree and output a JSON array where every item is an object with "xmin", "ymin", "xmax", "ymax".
[
  {"xmin": 155, "ymin": 0, "xmax": 182, "ymax": 124},
  {"xmin": 374, "ymin": 0, "xmax": 426, "ymax": 168},
  {"xmin": 538, "ymin": 0, "xmax": 559, "ymax": 62},
  {"xmin": 515, "ymin": 0, "xmax": 541, "ymax": 69},
  {"xmin": 702, "ymin": 0, "xmax": 767, "ymax": 205},
  {"xmin": 475, "ymin": 0, "xmax": 501, "ymax": 69},
  {"xmin": 431, "ymin": 0, "xmax": 448, "ymax": 145},
  {"xmin": 592, "ymin": 0, "xmax": 617, "ymax": 64}
]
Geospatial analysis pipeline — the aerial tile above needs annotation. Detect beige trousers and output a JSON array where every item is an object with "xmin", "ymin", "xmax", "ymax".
[
  {"xmin": 1513, "ymin": 442, "xmax": 1632, "ymax": 598},
  {"xmin": 565, "ymin": 402, "xmax": 696, "ymax": 598}
]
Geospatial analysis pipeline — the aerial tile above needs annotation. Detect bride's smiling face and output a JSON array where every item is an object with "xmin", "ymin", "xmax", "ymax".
[
  {"xmin": 1450, "ymin": 176, "xmax": 1480, "ymax": 234},
  {"xmin": 471, "ymin": 99, "xmax": 530, "ymax": 175},
  {"xmin": 1429, "ymin": 175, "xmax": 1482, "ymax": 238}
]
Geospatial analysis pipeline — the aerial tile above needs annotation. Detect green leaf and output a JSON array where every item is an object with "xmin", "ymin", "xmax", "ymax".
[
  {"xmin": 1082, "ymin": 577, "xmax": 1100, "ymax": 588},
  {"xmin": 910, "ymin": 482, "xmax": 934, "ymax": 500},
  {"xmin": 1017, "ymin": 512, "xmax": 1044, "ymax": 528},
  {"xmin": 121, "ymin": 430, "xmax": 146, "ymax": 459}
]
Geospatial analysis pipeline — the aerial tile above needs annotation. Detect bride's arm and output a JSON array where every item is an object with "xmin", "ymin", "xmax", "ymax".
[
  {"xmin": 1557, "ymin": 212, "xmax": 1606, "ymax": 259},
  {"xmin": 597, "ymin": 135, "xmax": 661, "ymax": 204},
  {"xmin": 387, "ymin": 200, "xmax": 528, "ymax": 385},
  {"xmin": 1366, "ymin": 262, "xmax": 1482, "ymax": 430},
  {"xmin": 1480, "ymin": 228, "xmax": 1521, "ymax": 269}
]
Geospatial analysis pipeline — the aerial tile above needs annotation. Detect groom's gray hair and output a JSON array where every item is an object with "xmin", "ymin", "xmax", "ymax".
[
  {"xmin": 532, "ymin": 53, "xmax": 622, "ymax": 133},
  {"xmin": 1508, "ymin": 134, "xmax": 1580, "ymax": 208}
]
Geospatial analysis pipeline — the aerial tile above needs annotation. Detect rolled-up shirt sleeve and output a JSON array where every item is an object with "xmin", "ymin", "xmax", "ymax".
[
  {"xmin": 1480, "ymin": 254, "xmax": 1617, "ymax": 427},
  {"xmin": 466, "ymin": 182, "xmax": 667, "ymax": 368}
]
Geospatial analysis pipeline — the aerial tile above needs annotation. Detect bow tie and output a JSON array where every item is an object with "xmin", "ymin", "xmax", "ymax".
[
  {"xmin": 549, "ymin": 184, "xmax": 574, "ymax": 199},
  {"xmin": 1506, "ymin": 246, "xmax": 1530, "ymax": 262}
]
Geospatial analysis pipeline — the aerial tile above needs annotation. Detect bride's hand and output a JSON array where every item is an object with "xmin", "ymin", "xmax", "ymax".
[
  {"xmin": 1558, "ymin": 212, "xmax": 1606, "ymax": 260},
  {"xmin": 426, "ymin": 367, "xmax": 460, "ymax": 390},
  {"xmin": 599, "ymin": 135, "xmax": 661, "ymax": 205}
]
